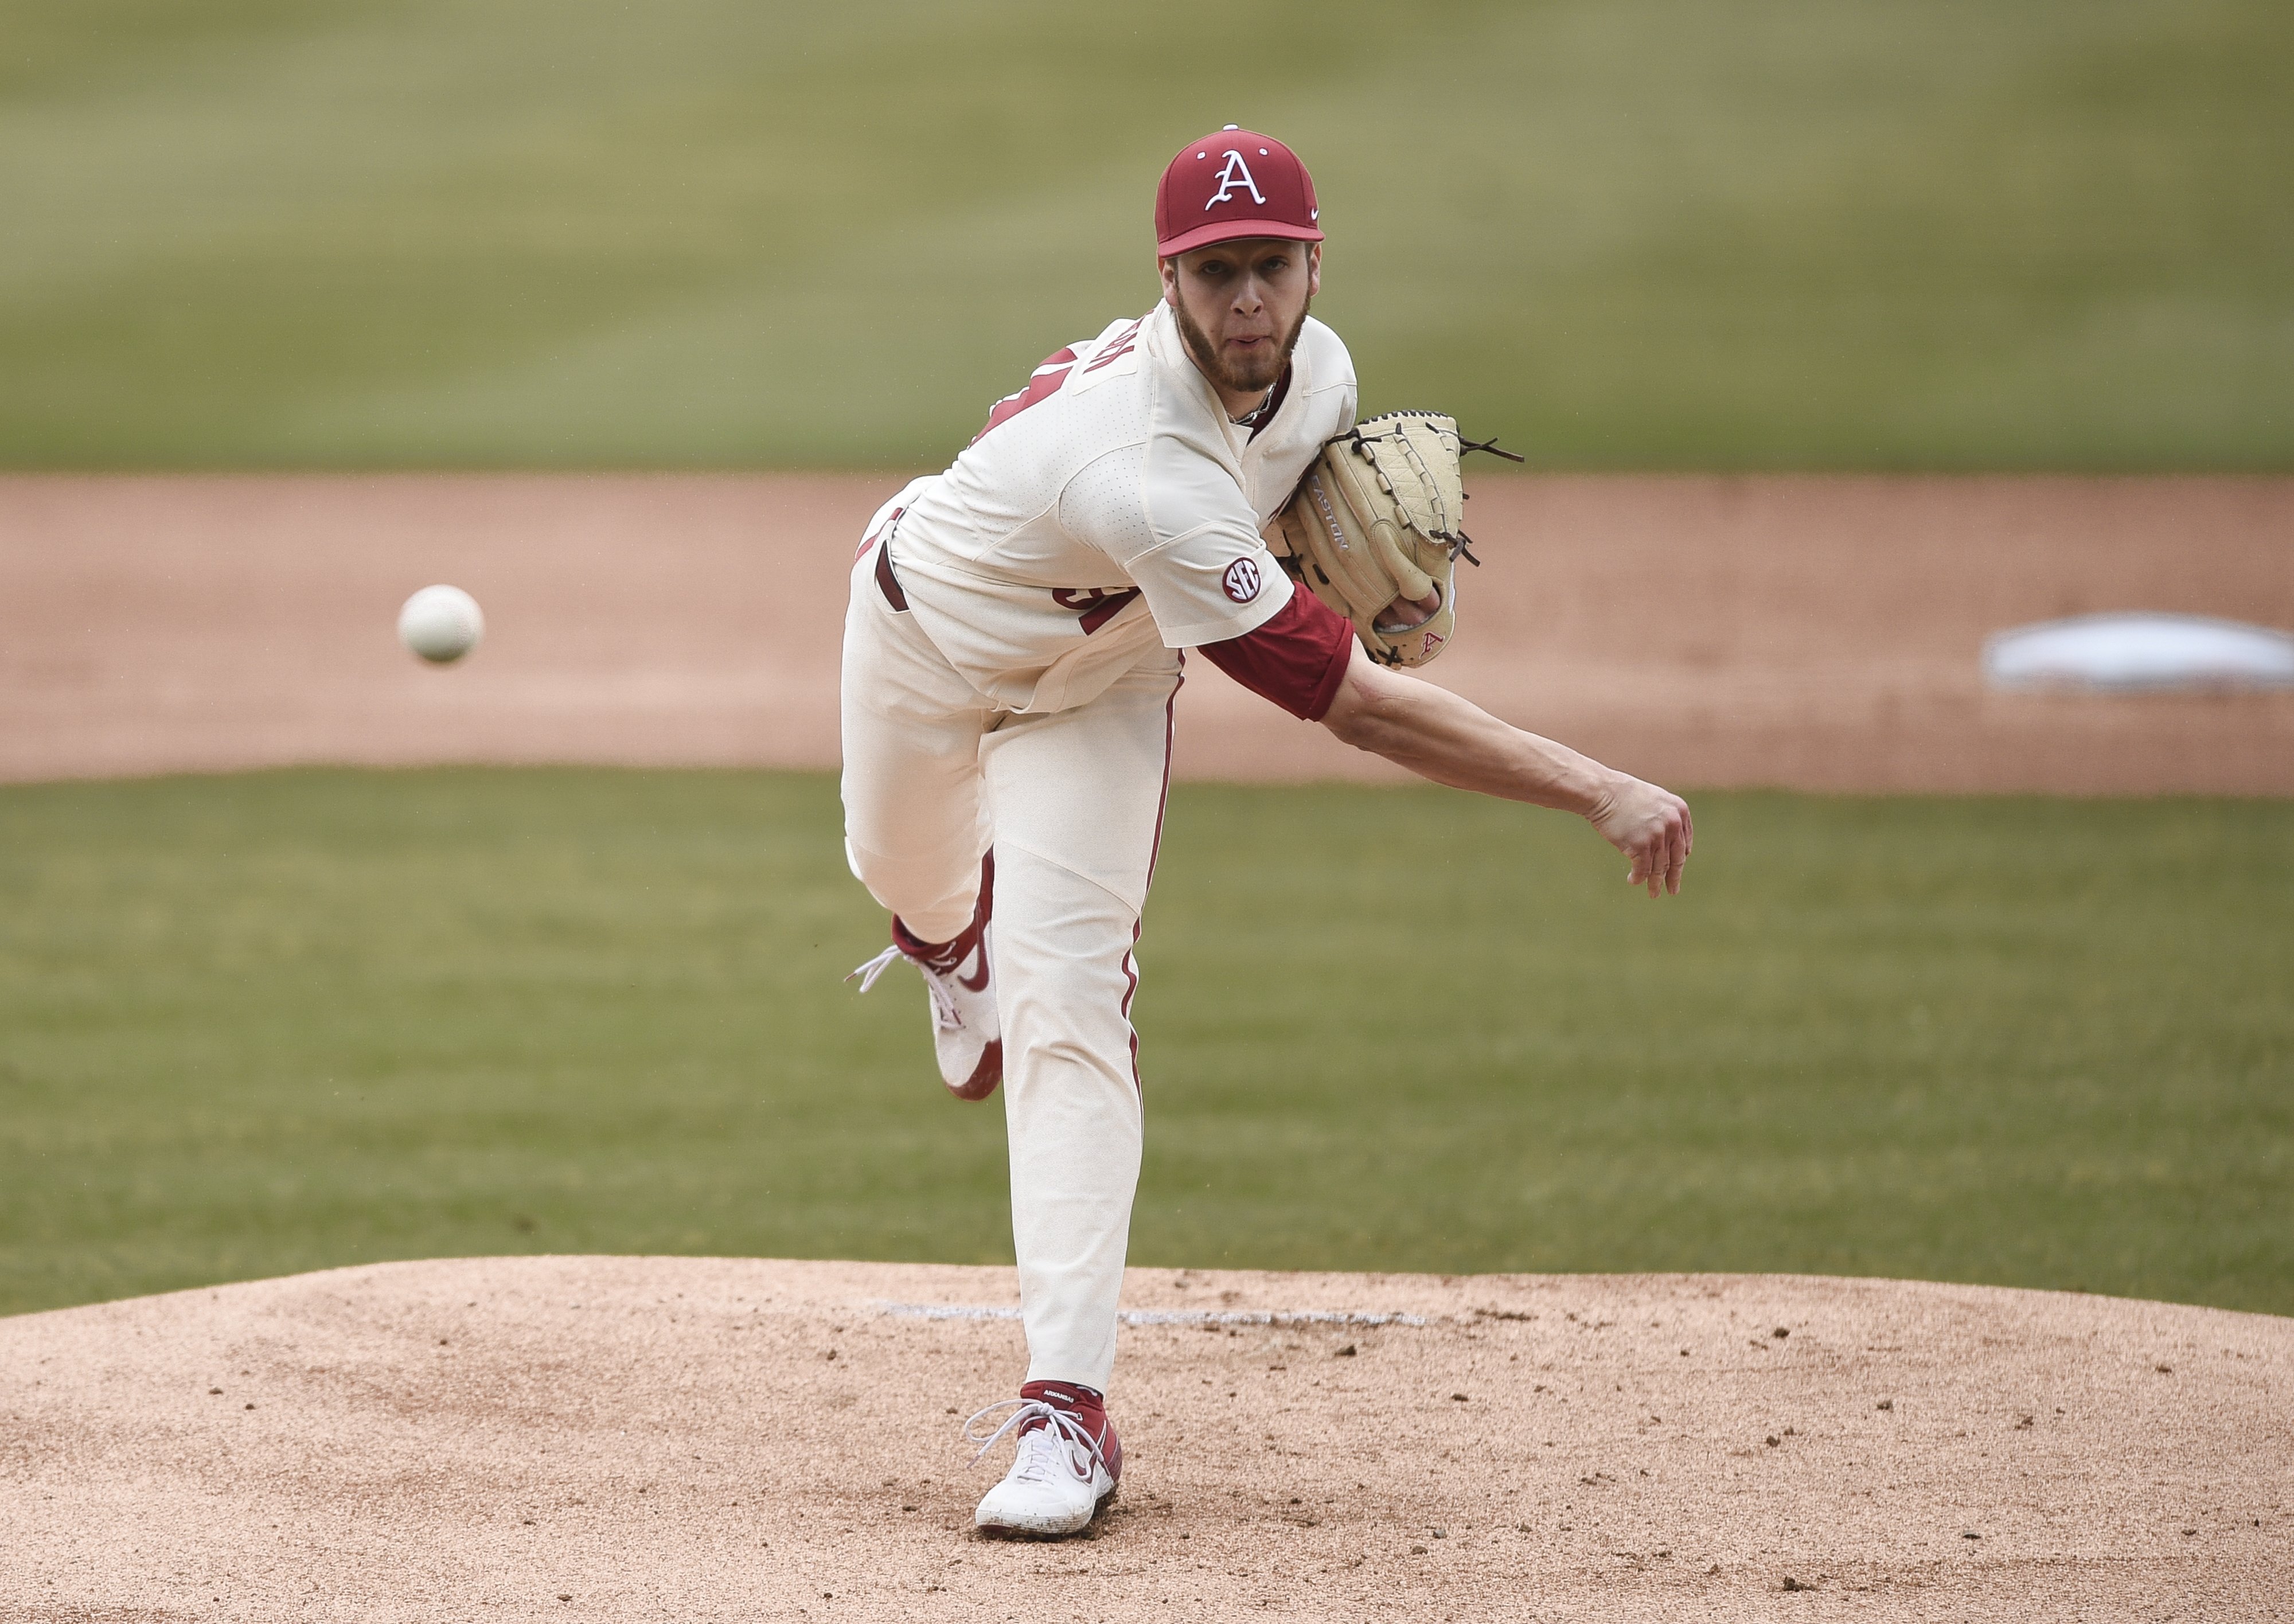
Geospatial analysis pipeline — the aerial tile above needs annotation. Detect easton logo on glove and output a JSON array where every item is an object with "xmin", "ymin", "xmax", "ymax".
[{"xmin": 1265, "ymin": 411, "xmax": 1523, "ymax": 667}]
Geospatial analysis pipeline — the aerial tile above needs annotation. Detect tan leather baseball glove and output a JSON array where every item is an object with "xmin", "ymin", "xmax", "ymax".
[{"xmin": 1266, "ymin": 411, "xmax": 1521, "ymax": 667}]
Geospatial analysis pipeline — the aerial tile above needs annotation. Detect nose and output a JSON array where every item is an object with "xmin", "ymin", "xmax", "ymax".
[{"xmin": 1231, "ymin": 275, "xmax": 1266, "ymax": 314}]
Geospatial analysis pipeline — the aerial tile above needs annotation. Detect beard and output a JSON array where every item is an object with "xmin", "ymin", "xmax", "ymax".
[{"xmin": 1172, "ymin": 288, "xmax": 1311, "ymax": 399}]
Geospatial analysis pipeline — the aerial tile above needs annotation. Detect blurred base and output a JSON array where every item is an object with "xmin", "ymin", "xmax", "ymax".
[{"xmin": 3, "ymin": 472, "xmax": 2288, "ymax": 795}]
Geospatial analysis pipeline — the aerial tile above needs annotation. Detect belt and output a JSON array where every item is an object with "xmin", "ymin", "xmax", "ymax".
[{"xmin": 875, "ymin": 533, "xmax": 908, "ymax": 611}]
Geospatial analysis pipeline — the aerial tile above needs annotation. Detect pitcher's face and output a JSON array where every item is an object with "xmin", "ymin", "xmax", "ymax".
[{"xmin": 1160, "ymin": 239, "xmax": 1320, "ymax": 400}]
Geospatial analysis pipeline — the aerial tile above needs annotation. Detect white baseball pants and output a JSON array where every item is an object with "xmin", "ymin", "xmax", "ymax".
[{"xmin": 840, "ymin": 543, "xmax": 1179, "ymax": 1396}]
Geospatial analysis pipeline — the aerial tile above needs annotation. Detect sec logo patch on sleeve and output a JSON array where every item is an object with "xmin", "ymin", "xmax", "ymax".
[{"xmin": 1222, "ymin": 557, "xmax": 1263, "ymax": 604}]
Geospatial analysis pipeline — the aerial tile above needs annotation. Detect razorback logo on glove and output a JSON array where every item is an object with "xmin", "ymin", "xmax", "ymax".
[{"xmin": 1264, "ymin": 411, "xmax": 1521, "ymax": 667}]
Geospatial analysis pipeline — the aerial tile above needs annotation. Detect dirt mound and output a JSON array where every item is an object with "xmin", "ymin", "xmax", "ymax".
[
  {"xmin": 3, "ymin": 474, "xmax": 2288, "ymax": 794},
  {"xmin": 4, "ymin": 1257, "xmax": 2287, "ymax": 1621}
]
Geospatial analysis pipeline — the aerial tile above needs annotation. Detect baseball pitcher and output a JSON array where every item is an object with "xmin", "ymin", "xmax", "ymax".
[{"xmin": 842, "ymin": 127, "xmax": 1692, "ymax": 1537}]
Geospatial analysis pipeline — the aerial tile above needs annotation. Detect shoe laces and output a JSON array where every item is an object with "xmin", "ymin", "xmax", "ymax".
[
  {"xmin": 845, "ymin": 944, "xmax": 903, "ymax": 994},
  {"xmin": 962, "ymin": 1398, "xmax": 1106, "ymax": 1485},
  {"xmin": 848, "ymin": 943, "xmax": 966, "ymax": 1032}
]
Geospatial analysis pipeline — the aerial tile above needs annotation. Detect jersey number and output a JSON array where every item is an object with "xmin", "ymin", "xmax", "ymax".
[{"xmin": 1051, "ymin": 587, "xmax": 1141, "ymax": 635}]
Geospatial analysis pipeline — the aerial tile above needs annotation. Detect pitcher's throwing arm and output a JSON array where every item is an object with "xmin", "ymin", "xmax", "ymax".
[{"xmin": 1320, "ymin": 645, "xmax": 1694, "ymax": 897}]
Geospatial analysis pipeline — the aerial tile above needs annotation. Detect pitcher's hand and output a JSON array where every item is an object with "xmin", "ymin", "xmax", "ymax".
[{"xmin": 1587, "ymin": 773, "xmax": 1694, "ymax": 897}]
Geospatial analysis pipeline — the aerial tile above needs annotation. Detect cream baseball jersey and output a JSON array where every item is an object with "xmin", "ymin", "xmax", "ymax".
[{"xmin": 859, "ymin": 300, "xmax": 1357, "ymax": 714}]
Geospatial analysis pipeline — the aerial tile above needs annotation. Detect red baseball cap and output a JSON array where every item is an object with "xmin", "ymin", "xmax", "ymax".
[{"xmin": 1154, "ymin": 127, "xmax": 1322, "ymax": 257}]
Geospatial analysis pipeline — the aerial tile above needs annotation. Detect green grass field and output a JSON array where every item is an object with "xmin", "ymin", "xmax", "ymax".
[
  {"xmin": 4, "ymin": 0, "xmax": 2289, "ymax": 470},
  {"xmin": 2, "ymin": 769, "xmax": 2286, "ymax": 1321}
]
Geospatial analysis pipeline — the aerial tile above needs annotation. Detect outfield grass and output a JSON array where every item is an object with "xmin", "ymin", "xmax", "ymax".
[
  {"xmin": 3, "ymin": 0, "xmax": 2289, "ymax": 470},
  {"xmin": 2, "ymin": 770, "xmax": 2286, "ymax": 1320}
]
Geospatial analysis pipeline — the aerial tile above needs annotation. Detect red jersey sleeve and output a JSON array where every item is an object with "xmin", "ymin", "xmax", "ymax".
[{"xmin": 1197, "ymin": 584, "xmax": 1355, "ymax": 721}]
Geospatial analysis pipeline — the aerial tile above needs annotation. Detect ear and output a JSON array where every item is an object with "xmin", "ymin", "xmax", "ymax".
[
  {"xmin": 1158, "ymin": 255, "xmax": 1180, "ymax": 309},
  {"xmin": 1306, "ymin": 243, "xmax": 1321, "ymax": 299}
]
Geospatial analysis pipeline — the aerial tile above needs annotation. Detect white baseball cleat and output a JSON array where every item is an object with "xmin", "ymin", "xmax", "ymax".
[
  {"xmin": 847, "ymin": 854, "xmax": 1001, "ymax": 1101},
  {"xmin": 965, "ymin": 1380, "xmax": 1123, "ymax": 1539}
]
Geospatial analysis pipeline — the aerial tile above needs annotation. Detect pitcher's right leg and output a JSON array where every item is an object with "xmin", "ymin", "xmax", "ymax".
[
  {"xmin": 979, "ymin": 653, "xmax": 1180, "ymax": 1397},
  {"xmin": 961, "ymin": 653, "xmax": 1176, "ymax": 1537}
]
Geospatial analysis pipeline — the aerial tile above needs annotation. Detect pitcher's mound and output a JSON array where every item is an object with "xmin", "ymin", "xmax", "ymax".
[{"xmin": 4, "ymin": 1258, "xmax": 2287, "ymax": 1621}]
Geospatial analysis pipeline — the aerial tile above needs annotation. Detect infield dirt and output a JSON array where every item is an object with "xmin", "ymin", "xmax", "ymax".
[
  {"xmin": 3, "ymin": 1256, "xmax": 2288, "ymax": 1621},
  {"xmin": 3, "ymin": 473, "xmax": 2288, "ymax": 794}
]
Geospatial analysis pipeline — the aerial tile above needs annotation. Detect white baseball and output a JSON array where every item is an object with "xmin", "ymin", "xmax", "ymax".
[{"xmin": 397, "ymin": 584, "xmax": 485, "ymax": 663}]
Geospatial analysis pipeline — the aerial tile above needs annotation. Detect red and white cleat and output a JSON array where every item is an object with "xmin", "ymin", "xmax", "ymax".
[
  {"xmin": 847, "ymin": 855, "xmax": 1001, "ymax": 1101},
  {"xmin": 965, "ymin": 1380, "xmax": 1123, "ymax": 1539}
]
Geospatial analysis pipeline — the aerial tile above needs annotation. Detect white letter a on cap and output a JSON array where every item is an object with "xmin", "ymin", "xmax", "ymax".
[{"xmin": 1204, "ymin": 150, "xmax": 1266, "ymax": 209}]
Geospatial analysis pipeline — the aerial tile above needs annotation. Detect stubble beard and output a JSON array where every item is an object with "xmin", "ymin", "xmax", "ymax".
[{"xmin": 1172, "ymin": 288, "xmax": 1310, "ymax": 400}]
